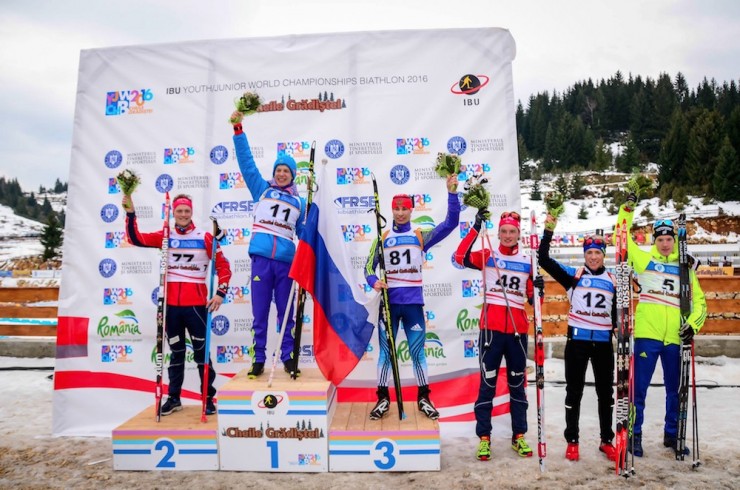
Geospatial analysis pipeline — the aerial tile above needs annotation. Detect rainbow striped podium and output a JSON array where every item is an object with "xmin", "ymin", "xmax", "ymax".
[
  {"xmin": 217, "ymin": 368, "xmax": 336, "ymax": 472},
  {"xmin": 328, "ymin": 401, "xmax": 440, "ymax": 471},
  {"xmin": 112, "ymin": 405, "xmax": 219, "ymax": 471}
]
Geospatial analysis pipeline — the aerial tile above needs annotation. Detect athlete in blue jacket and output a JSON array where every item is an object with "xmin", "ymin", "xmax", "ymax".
[{"xmin": 233, "ymin": 121, "xmax": 306, "ymax": 378}]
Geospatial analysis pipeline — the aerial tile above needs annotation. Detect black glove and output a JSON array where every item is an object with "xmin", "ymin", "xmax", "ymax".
[
  {"xmin": 625, "ymin": 192, "xmax": 637, "ymax": 209},
  {"xmin": 211, "ymin": 217, "xmax": 225, "ymax": 241},
  {"xmin": 533, "ymin": 275, "xmax": 545, "ymax": 297},
  {"xmin": 679, "ymin": 322, "xmax": 695, "ymax": 343},
  {"xmin": 474, "ymin": 208, "xmax": 490, "ymax": 229}
]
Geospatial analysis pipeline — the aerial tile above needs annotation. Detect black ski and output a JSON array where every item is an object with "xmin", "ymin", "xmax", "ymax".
[
  {"xmin": 676, "ymin": 213, "xmax": 693, "ymax": 461},
  {"xmin": 289, "ymin": 141, "xmax": 316, "ymax": 379},
  {"xmin": 370, "ymin": 173, "xmax": 405, "ymax": 420}
]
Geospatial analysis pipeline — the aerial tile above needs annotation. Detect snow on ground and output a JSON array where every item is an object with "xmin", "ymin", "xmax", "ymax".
[{"xmin": 0, "ymin": 355, "xmax": 737, "ymax": 488}]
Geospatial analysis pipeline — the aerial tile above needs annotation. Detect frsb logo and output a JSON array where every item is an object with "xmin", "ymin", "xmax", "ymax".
[
  {"xmin": 216, "ymin": 345, "xmax": 251, "ymax": 363},
  {"xmin": 220, "ymin": 172, "xmax": 246, "ymax": 189},
  {"xmin": 396, "ymin": 137, "xmax": 430, "ymax": 155},
  {"xmin": 164, "ymin": 147, "xmax": 195, "ymax": 164},
  {"xmin": 461, "ymin": 279, "xmax": 485, "ymax": 298},
  {"xmin": 224, "ymin": 286, "xmax": 250, "ymax": 304},
  {"xmin": 222, "ymin": 228, "xmax": 251, "ymax": 246},
  {"xmin": 459, "ymin": 163, "xmax": 491, "ymax": 181},
  {"xmin": 105, "ymin": 89, "xmax": 154, "ymax": 116},
  {"xmin": 341, "ymin": 224, "xmax": 372, "ymax": 242},
  {"xmin": 105, "ymin": 232, "xmax": 132, "ymax": 248},
  {"xmin": 277, "ymin": 141, "xmax": 311, "ymax": 158},
  {"xmin": 101, "ymin": 345, "xmax": 133, "ymax": 363},
  {"xmin": 104, "ymin": 288, "xmax": 134, "ymax": 305},
  {"xmin": 336, "ymin": 168, "xmax": 370, "ymax": 185}
]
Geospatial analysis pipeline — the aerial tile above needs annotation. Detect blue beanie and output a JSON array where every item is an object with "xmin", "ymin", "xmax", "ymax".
[{"xmin": 273, "ymin": 154, "xmax": 297, "ymax": 181}]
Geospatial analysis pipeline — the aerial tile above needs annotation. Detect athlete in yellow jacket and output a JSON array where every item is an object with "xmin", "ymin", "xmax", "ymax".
[{"xmin": 615, "ymin": 195, "xmax": 707, "ymax": 457}]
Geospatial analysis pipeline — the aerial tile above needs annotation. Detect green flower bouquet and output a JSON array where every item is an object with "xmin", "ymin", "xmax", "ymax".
[
  {"xmin": 462, "ymin": 174, "xmax": 490, "ymax": 210},
  {"xmin": 545, "ymin": 191, "xmax": 565, "ymax": 218},
  {"xmin": 116, "ymin": 169, "xmax": 141, "ymax": 196},
  {"xmin": 434, "ymin": 152, "xmax": 462, "ymax": 178}
]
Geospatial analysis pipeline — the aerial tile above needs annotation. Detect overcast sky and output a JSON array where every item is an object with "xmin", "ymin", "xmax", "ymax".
[{"xmin": 1, "ymin": 0, "xmax": 738, "ymax": 191}]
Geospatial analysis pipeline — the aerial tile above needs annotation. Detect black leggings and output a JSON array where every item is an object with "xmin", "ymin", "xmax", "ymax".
[{"xmin": 563, "ymin": 338, "xmax": 614, "ymax": 443}]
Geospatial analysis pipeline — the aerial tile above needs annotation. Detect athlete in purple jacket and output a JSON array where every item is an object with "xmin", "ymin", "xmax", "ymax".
[{"xmin": 364, "ymin": 174, "xmax": 459, "ymax": 420}]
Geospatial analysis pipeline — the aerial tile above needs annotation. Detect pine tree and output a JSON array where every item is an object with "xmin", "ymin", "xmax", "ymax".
[
  {"xmin": 593, "ymin": 138, "xmax": 613, "ymax": 170},
  {"xmin": 658, "ymin": 108, "xmax": 690, "ymax": 186},
  {"xmin": 713, "ymin": 136, "xmax": 740, "ymax": 201},
  {"xmin": 686, "ymin": 109, "xmax": 724, "ymax": 191},
  {"xmin": 615, "ymin": 135, "xmax": 641, "ymax": 172},
  {"xmin": 569, "ymin": 174, "xmax": 586, "ymax": 199},
  {"xmin": 41, "ymin": 213, "xmax": 64, "ymax": 261},
  {"xmin": 578, "ymin": 203, "xmax": 588, "ymax": 219},
  {"xmin": 555, "ymin": 174, "xmax": 568, "ymax": 196},
  {"xmin": 531, "ymin": 179, "xmax": 542, "ymax": 200}
]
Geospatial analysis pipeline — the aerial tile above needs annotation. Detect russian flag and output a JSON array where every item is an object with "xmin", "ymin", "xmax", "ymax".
[{"xmin": 289, "ymin": 165, "xmax": 379, "ymax": 386}]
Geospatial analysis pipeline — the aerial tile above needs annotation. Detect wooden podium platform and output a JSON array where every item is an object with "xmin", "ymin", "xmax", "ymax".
[
  {"xmin": 328, "ymin": 401, "xmax": 440, "ymax": 472},
  {"xmin": 112, "ymin": 405, "xmax": 219, "ymax": 471},
  {"xmin": 217, "ymin": 367, "xmax": 336, "ymax": 472}
]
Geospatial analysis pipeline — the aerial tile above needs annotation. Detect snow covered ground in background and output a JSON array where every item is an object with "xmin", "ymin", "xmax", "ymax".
[{"xmin": 1, "ymin": 354, "xmax": 737, "ymax": 487}]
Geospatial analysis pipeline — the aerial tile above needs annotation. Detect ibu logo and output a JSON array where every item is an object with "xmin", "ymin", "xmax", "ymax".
[
  {"xmin": 210, "ymin": 145, "xmax": 228, "ymax": 165},
  {"xmin": 105, "ymin": 150, "xmax": 123, "ymax": 169}
]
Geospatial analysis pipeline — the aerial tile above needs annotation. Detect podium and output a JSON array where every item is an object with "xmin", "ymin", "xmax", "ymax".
[
  {"xmin": 328, "ymin": 401, "xmax": 440, "ymax": 472},
  {"xmin": 217, "ymin": 367, "xmax": 336, "ymax": 471},
  {"xmin": 112, "ymin": 405, "xmax": 219, "ymax": 471}
]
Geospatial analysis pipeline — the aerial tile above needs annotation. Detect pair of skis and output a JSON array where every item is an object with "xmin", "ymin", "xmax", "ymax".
[
  {"xmin": 676, "ymin": 213, "xmax": 701, "ymax": 467},
  {"xmin": 370, "ymin": 173, "xmax": 406, "ymax": 420},
  {"xmin": 614, "ymin": 218, "xmax": 635, "ymax": 477},
  {"xmin": 529, "ymin": 211, "xmax": 547, "ymax": 473}
]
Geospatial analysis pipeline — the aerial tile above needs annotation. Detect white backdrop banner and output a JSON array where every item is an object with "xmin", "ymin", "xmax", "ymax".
[{"xmin": 53, "ymin": 27, "xmax": 520, "ymax": 436}]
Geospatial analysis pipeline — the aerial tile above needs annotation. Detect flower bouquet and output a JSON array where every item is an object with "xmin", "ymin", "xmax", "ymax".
[
  {"xmin": 230, "ymin": 91, "xmax": 262, "ymax": 124},
  {"xmin": 462, "ymin": 173, "xmax": 490, "ymax": 210},
  {"xmin": 544, "ymin": 191, "xmax": 565, "ymax": 218},
  {"xmin": 434, "ymin": 152, "xmax": 462, "ymax": 178},
  {"xmin": 116, "ymin": 169, "xmax": 141, "ymax": 196}
]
